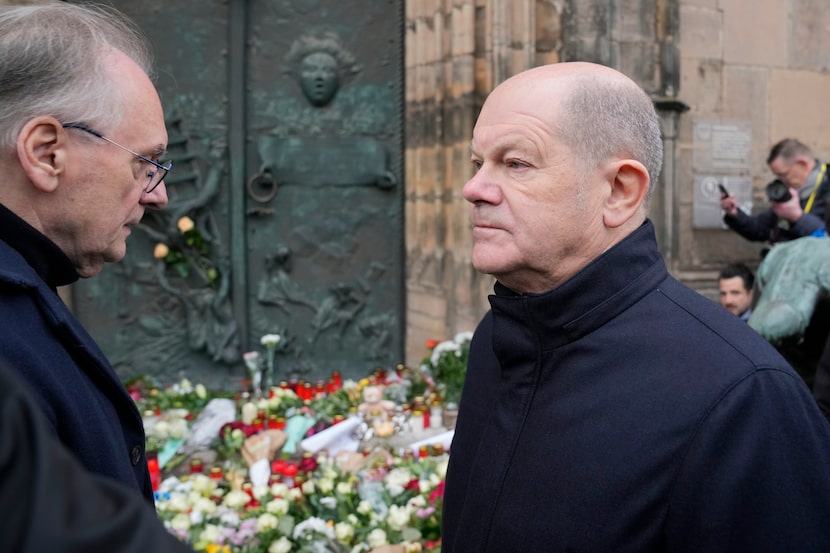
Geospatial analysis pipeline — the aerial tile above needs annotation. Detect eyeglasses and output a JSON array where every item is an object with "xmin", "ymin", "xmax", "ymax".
[
  {"xmin": 772, "ymin": 162, "xmax": 797, "ymax": 181},
  {"xmin": 62, "ymin": 122, "xmax": 172, "ymax": 193}
]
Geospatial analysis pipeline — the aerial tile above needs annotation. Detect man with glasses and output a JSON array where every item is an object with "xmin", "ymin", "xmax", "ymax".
[
  {"xmin": 720, "ymin": 138, "xmax": 829, "ymax": 249},
  {"xmin": 0, "ymin": 3, "xmax": 170, "ymax": 503}
]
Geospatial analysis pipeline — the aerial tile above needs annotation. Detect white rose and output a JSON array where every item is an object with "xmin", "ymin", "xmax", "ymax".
[
  {"xmin": 167, "ymin": 493, "xmax": 190, "ymax": 513},
  {"xmin": 386, "ymin": 483, "xmax": 404, "ymax": 497},
  {"xmin": 152, "ymin": 420, "xmax": 170, "ymax": 438},
  {"xmin": 419, "ymin": 478, "xmax": 434, "ymax": 493},
  {"xmin": 269, "ymin": 536, "xmax": 293, "ymax": 553},
  {"xmin": 192, "ymin": 497, "xmax": 217, "ymax": 515},
  {"xmin": 270, "ymin": 482, "xmax": 290, "ymax": 498},
  {"xmin": 223, "ymin": 490, "xmax": 251, "ymax": 509},
  {"xmin": 334, "ymin": 522, "xmax": 354, "ymax": 541},
  {"xmin": 168, "ymin": 419, "xmax": 188, "ymax": 440},
  {"xmin": 336, "ymin": 481, "xmax": 353, "ymax": 496},
  {"xmin": 386, "ymin": 504, "xmax": 411, "ymax": 531},
  {"xmin": 191, "ymin": 475, "xmax": 217, "ymax": 495},
  {"xmin": 170, "ymin": 513, "xmax": 191, "ymax": 531},
  {"xmin": 436, "ymin": 457, "xmax": 449, "ymax": 478},
  {"xmin": 189, "ymin": 510, "xmax": 204, "ymax": 525},
  {"xmin": 301, "ymin": 479, "xmax": 316, "ymax": 495},
  {"xmin": 198, "ymin": 524, "xmax": 221, "ymax": 544},
  {"xmin": 366, "ymin": 528, "xmax": 388, "ymax": 548},
  {"xmin": 357, "ymin": 500, "xmax": 373, "ymax": 515},
  {"xmin": 266, "ymin": 498, "xmax": 289, "ymax": 516},
  {"xmin": 257, "ymin": 513, "xmax": 280, "ymax": 532},
  {"xmin": 317, "ymin": 477, "xmax": 334, "ymax": 494},
  {"xmin": 385, "ymin": 468, "xmax": 413, "ymax": 488}
]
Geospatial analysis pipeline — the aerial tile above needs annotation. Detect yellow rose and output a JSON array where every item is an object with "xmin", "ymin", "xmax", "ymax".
[
  {"xmin": 153, "ymin": 243, "xmax": 169, "ymax": 259},
  {"xmin": 177, "ymin": 216, "xmax": 195, "ymax": 233}
]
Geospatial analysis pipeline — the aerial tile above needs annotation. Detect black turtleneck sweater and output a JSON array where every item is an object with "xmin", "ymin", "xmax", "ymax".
[{"xmin": 0, "ymin": 203, "xmax": 153, "ymax": 501}]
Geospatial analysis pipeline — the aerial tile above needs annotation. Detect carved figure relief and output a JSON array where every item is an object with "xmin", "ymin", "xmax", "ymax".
[
  {"xmin": 256, "ymin": 244, "xmax": 316, "ymax": 314},
  {"xmin": 245, "ymin": 27, "xmax": 400, "ymax": 376},
  {"xmin": 135, "ymin": 116, "xmax": 240, "ymax": 365}
]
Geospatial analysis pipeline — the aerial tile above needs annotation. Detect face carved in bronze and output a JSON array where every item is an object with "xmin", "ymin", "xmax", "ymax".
[{"xmin": 299, "ymin": 51, "xmax": 340, "ymax": 107}]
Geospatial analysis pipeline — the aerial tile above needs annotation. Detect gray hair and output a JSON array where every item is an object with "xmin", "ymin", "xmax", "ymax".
[
  {"xmin": 767, "ymin": 138, "xmax": 812, "ymax": 165},
  {"xmin": 554, "ymin": 73, "xmax": 663, "ymax": 205},
  {"xmin": 0, "ymin": 2, "xmax": 154, "ymax": 151}
]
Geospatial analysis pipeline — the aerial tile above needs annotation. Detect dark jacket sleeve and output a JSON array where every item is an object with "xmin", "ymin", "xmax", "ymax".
[
  {"xmin": 813, "ymin": 331, "xmax": 830, "ymax": 425},
  {"xmin": 725, "ymin": 195, "xmax": 826, "ymax": 242},
  {"xmin": 789, "ymin": 211, "xmax": 826, "ymax": 237},
  {"xmin": 667, "ymin": 368, "xmax": 830, "ymax": 552},
  {"xmin": 0, "ymin": 360, "xmax": 194, "ymax": 553},
  {"xmin": 723, "ymin": 208, "xmax": 779, "ymax": 242}
]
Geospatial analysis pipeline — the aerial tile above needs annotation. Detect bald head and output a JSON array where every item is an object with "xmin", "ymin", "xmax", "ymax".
[{"xmin": 483, "ymin": 62, "xmax": 663, "ymax": 204}]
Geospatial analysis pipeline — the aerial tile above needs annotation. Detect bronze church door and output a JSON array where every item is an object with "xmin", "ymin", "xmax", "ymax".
[{"xmin": 70, "ymin": 0, "xmax": 405, "ymax": 388}]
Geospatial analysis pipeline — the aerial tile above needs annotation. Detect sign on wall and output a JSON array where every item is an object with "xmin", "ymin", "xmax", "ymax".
[
  {"xmin": 692, "ymin": 176, "xmax": 753, "ymax": 229},
  {"xmin": 692, "ymin": 119, "xmax": 753, "ymax": 229}
]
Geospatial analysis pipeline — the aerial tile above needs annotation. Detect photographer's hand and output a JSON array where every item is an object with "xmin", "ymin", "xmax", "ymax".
[
  {"xmin": 771, "ymin": 187, "xmax": 803, "ymax": 222},
  {"xmin": 721, "ymin": 194, "xmax": 739, "ymax": 216}
]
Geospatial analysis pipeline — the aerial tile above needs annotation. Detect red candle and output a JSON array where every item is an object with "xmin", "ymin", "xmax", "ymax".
[
  {"xmin": 282, "ymin": 462, "xmax": 299, "ymax": 487},
  {"xmin": 271, "ymin": 458, "xmax": 287, "ymax": 477},
  {"xmin": 147, "ymin": 457, "xmax": 161, "ymax": 491},
  {"xmin": 190, "ymin": 459, "xmax": 204, "ymax": 474}
]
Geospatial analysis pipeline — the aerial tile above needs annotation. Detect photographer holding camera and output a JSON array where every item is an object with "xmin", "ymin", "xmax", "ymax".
[{"xmin": 721, "ymin": 138, "xmax": 829, "ymax": 247}]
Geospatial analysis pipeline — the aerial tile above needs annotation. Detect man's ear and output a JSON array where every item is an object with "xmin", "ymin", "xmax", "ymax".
[
  {"xmin": 16, "ymin": 117, "xmax": 66, "ymax": 193},
  {"xmin": 602, "ymin": 159, "xmax": 650, "ymax": 228}
]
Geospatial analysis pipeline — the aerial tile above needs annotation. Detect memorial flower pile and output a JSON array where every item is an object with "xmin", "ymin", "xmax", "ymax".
[
  {"xmin": 135, "ymin": 333, "xmax": 469, "ymax": 552},
  {"xmin": 154, "ymin": 451, "xmax": 447, "ymax": 553}
]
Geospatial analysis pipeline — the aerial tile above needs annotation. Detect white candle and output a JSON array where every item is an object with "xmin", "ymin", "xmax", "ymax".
[{"xmin": 241, "ymin": 401, "xmax": 257, "ymax": 425}]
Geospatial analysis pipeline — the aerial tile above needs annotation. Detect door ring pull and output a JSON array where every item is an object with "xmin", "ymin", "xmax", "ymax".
[{"xmin": 247, "ymin": 170, "xmax": 279, "ymax": 203}]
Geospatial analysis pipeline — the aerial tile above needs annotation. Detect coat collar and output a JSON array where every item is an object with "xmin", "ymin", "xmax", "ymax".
[{"xmin": 488, "ymin": 220, "xmax": 668, "ymax": 351}]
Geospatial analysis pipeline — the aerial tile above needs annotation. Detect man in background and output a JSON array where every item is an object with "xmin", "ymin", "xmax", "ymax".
[
  {"xmin": 0, "ymin": 3, "xmax": 171, "ymax": 502},
  {"xmin": 717, "ymin": 263, "xmax": 754, "ymax": 321},
  {"xmin": 720, "ymin": 138, "xmax": 828, "ymax": 247}
]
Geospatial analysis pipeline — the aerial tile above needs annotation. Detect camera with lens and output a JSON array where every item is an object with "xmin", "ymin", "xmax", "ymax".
[{"xmin": 765, "ymin": 179, "xmax": 792, "ymax": 203}]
